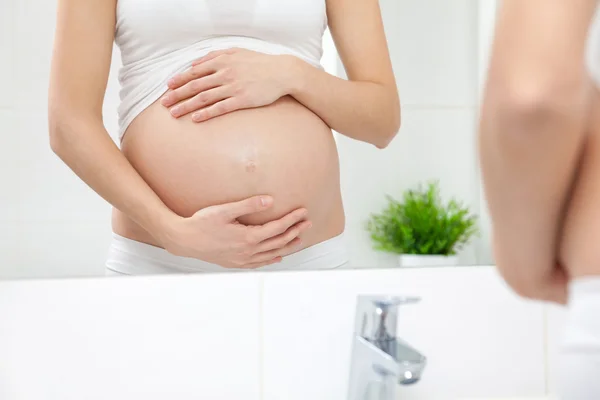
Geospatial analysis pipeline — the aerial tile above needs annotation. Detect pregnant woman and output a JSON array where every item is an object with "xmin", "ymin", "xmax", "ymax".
[
  {"xmin": 479, "ymin": 1, "xmax": 600, "ymax": 397},
  {"xmin": 48, "ymin": 0, "xmax": 399, "ymax": 274}
]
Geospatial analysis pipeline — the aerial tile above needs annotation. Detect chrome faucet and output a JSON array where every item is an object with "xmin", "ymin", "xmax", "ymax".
[{"xmin": 347, "ymin": 295, "xmax": 427, "ymax": 400}]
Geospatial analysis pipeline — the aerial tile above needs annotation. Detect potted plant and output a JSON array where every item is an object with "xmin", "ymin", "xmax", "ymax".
[{"xmin": 366, "ymin": 181, "xmax": 479, "ymax": 267}]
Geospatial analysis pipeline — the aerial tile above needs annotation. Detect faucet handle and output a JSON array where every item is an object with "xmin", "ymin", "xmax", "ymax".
[
  {"xmin": 355, "ymin": 295, "xmax": 420, "ymax": 341},
  {"xmin": 360, "ymin": 295, "xmax": 420, "ymax": 309}
]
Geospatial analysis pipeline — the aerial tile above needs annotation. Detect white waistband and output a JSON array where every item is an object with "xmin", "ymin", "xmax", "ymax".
[{"xmin": 106, "ymin": 232, "xmax": 349, "ymax": 275}]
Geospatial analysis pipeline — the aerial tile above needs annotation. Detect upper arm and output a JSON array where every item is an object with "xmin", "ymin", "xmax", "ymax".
[
  {"xmin": 486, "ymin": 0, "xmax": 598, "ymax": 103},
  {"xmin": 325, "ymin": 0, "xmax": 397, "ymax": 91},
  {"xmin": 48, "ymin": 0, "xmax": 116, "ymax": 122}
]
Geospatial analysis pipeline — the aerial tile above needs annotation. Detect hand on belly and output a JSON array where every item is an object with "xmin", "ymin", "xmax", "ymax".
[
  {"xmin": 161, "ymin": 195, "xmax": 314, "ymax": 269},
  {"xmin": 160, "ymin": 48, "xmax": 293, "ymax": 123}
]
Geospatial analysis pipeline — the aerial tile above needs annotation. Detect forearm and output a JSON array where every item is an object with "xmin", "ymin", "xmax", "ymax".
[
  {"xmin": 49, "ymin": 115, "xmax": 179, "ymax": 242},
  {"xmin": 479, "ymin": 83, "xmax": 591, "ymax": 297},
  {"xmin": 285, "ymin": 56, "xmax": 400, "ymax": 149}
]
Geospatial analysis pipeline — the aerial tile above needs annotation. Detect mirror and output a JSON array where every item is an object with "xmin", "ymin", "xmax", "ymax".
[{"xmin": 0, "ymin": 0, "xmax": 497, "ymax": 280}]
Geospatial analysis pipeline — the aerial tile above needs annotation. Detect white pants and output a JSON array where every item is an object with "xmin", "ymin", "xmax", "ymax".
[
  {"xmin": 558, "ymin": 277, "xmax": 600, "ymax": 399},
  {"xmin": 105, "ymin": 232, "xmax": 349, "ymax": 275}
]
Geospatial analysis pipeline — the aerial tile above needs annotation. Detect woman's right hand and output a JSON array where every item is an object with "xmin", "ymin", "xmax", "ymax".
[{"xmin": 159, "ymin": 195, "xmax": 312, "ymax": 269}]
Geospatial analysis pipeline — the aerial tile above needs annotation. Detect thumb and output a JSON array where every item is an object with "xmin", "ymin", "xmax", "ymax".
[{"xmin": 219, "ymin": 195, "xmax": 273, "ymax": 220}]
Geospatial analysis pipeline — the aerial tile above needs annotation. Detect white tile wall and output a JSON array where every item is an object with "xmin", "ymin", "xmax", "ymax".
[
  {"xmin": 261, "ymin": 267, "xmax": 547, "ymax": 400},
  {"xmin": 0, "ymin": 273, "xmax": 262, "ymax": 400},
  {"xmin": 16, "ymin": 110, "xmax": 111, "ymax": 223},
  {"xmin": 473, "ymin": 0, "xmax": 498, "ymax": 264},
  {"xmin": 380, "ymin": 0, "xmax": 477, "ymax": 107},
  {"xmin": 0, "ymin": 0, "xmax": 15, "ymax": 109},
  {"xmin": 0, "ymin": 0, "xmax": 115, "ymax": 278},
  {"xmin": 0, "ymin": 111, "xmax": 19, "ymax": 274},
  {"xmin": 0, "ymin": 221, "xmax": 112, "ymax": 280},
  {"xmin": 104, "ymin": 46, "xmax": 123, "ymax": 141},
  {"xmin": 13, "ymin": 0, "xmax": 58, "ymax": 110},
  {"xmin": 0, "ymin": 111, "xmax": 19, "ymax": 221},
  {"xmin": 476, "ymin": 0, "xmax": 498, "ymax": 101}
]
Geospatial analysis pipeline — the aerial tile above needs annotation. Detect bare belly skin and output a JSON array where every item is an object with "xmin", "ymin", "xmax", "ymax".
[
  {"xmin": 112, "ymin": 95, "xmax": 345, "ymax": 252},
  {"xmin": 560, "ymin": 88, "xmax": 600, "ymax": 278}
]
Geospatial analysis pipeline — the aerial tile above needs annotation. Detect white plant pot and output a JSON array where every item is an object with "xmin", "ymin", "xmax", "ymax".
[{"xmin": 397, "ymin": 254, "xmax": 459, "ymax": 268}]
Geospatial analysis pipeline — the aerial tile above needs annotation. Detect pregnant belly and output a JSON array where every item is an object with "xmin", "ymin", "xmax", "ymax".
[{"xmin": 113, "ymin": 95, "xmax": 345, "ymax": 248}]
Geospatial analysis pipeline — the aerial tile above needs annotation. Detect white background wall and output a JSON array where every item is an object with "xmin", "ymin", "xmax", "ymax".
[
  {"xmin": 0, "ymin": 0, "xmax": 494, "ymax": 279},
  {"xmin": 0, "ymin": 0, "xmax": 116, "ymax": 279}
]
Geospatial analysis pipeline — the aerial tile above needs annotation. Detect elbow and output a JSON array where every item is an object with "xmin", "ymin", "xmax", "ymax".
[
  {"xmin": 506, "ymin": 279, "xmax": 538, "ymax": 300},
  {"xmin": 374, "ymin": 107, "xmax": 401, "ymax": 150},
  {"xmin": 497, "ymin": 266, "xmax": 540, "ymax": 301},
  {"xmin": 48, "ymin": 112, "xmax": 66, "ymax": 155},
  {"xmin": 48, "ymin": 108, "xmax": 76, "ymax": 156},
  {"xmin": 48, "ymin": 100, "xmax": 87, "ymax": 156}
]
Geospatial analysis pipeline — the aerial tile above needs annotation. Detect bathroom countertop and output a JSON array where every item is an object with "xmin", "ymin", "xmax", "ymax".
[{"xmin": 460, "ymin": 397, "xmax": 553, "ymax": 400}]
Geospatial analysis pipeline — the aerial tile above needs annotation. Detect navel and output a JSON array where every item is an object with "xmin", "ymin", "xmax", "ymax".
[{"xmin": 245, "ymin": 159, "xmax": 258, "ymax": 173}]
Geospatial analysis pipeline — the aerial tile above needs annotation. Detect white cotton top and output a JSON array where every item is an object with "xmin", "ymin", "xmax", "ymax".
[
  {"xmin": 587, "ymin": 8, "xmax": 600, "ymax": 87},
  {"xmin": 114, "ymin": 0, "xmax": 328, "ymax": 139}
]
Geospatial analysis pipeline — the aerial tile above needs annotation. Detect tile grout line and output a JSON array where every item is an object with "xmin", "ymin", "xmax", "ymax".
[
  {"xmin": 258, "ymin": 274, "xmax": 265, "ymax": 400},
  {"xmin": 543, "ymin": 306, "xmax": 550, "ymax": 395}
]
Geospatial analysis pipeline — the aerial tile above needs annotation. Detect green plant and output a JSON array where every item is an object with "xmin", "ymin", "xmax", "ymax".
[{"xmin": 366, "ymin": 181, "xmax": 479, "ymax": 256}]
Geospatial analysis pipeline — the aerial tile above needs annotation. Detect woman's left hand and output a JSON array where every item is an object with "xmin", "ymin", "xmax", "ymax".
[{"xmin": 161, "ymin": 48, "xmax": 292, "ymax": 122}]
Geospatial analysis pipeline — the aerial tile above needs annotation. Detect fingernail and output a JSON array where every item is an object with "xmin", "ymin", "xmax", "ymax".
[
  {"xmin": 192, "ymin": 112, "xmax": 202, "ymax": 122},
  {"xmin": 161, "ymin": 96, "xmax": 170, "ymax": 106},
  {"xmin": 168, "ymin": 78, "xmax": 176, "ymax": 87},
  {"xmin": 170, "ymin": 106, "xmax": 181, "ymax": 117}
]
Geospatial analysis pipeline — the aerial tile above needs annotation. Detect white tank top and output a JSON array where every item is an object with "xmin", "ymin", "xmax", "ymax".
[
  {"xmin": 587, "ymin": 8, "xmax": 600, "ymax": 87},
  {"xmin": 114, "ymin": 0, "xmax": 328, "ymax": 139}
]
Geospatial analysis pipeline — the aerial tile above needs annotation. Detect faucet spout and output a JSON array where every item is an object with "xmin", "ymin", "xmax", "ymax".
[
  {"xmin": 347, "ymin": 295, "xmax": 427, "ymax": 400},
  {"xmin": 392, "ymin": 337, "xmax": 427, "ymax": 385}
]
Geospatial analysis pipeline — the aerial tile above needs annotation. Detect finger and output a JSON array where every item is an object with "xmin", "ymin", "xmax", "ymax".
[
  {"xmin": 161, "ymin": 74, "xmax": 221, "ymax": 108},
  {"xmin": 167, "ymin": 60, "xmax": 219, "ymax": 89},
  {"xmin": 250, "ymin": 208, "xmax": 309, "ymax": 243},
  {"xmin": 255, "ymin": 220, "xmax": 312, "ymax": 253},
  {"xmin": 192, "ymin": 49, "xmax": 237, "ymax": 66},
  {"xmin": 219, "ymin": 195, "xmax": 274, "ymax": 221},
  {"xmin": 191, "ymin": 97, "xmax": 244, "ymax": 122},
  {"xmin": 249, "ymin": 237, "xmax": 304, "ymax": 264},
  {"xmin": 171, "ymin": 86, "xmax": 233, "ymax": 119}
]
